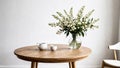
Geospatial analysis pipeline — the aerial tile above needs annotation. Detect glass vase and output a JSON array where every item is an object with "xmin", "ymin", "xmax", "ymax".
[{"xmin": 69, "ymin": 34, "xmax": 81, "ymax": 49}]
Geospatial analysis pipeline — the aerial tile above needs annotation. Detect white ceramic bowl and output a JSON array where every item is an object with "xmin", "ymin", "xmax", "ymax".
[{"xmin": 38, "ymin": 43, "xmax": 48, "ymax": 50}]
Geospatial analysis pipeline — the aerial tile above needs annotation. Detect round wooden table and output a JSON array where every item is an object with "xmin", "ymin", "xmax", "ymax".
[{"xmin": 14, "ymin": 44, "xmax": 91, "ymax": 68}]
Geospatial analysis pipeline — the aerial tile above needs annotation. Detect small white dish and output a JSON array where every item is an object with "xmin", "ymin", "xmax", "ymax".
[{"xmin": 50, "ymin": 45, "xmax": 57, "ymax": 51}]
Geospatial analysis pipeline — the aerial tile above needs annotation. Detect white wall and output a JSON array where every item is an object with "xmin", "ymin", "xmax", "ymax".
[{"xmin": 0, "ymin": 0, "xmax": 119, "ymax": 68}]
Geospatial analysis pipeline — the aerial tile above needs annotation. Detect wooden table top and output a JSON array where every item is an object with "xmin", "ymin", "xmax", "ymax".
[{"xmin": 14, "ymin": 44, "xmax": 91, "ymax": 63}]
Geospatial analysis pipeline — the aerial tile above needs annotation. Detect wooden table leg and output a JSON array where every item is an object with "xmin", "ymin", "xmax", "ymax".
[
  {"xmin": 71, "ymin": 62, "xmax": 76, "ymax": 68},
  {"xmin": 35, "ymin": 62, "xmax": 38, "ymax": 68},
  {"xmin": 31, "ymin": 62, "xmax": 38, "ymax": 68},
  {"xmin": 69, "ymin": 62, "xmax": 72, "ymax": 68}
]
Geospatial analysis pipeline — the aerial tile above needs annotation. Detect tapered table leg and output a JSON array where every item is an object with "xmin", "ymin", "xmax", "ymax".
[
  {"xmin": 71, "ymin": 62, "xmax": 76, "ymax": 68},
  {"xmin": 31, "ymin": 62, "xmax": 38, "ymax": 68},
  {"xmin": 69, "ymin": 62, "xmax": 72, "ymax": 68}
]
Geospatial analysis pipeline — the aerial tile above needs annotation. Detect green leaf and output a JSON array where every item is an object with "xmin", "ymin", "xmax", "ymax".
[
  {"xmin": 91, "ymin": 18, "xmax": 93, "ymax": 21},
  {"xmin": 66, "ymin": 31, "xmax": 69, "ymax": 36},
  {"xmin": 52, "ymin": 15, "xmax": 61, "ymax": 22},
  {"xmin": 90, "ymin": 25, "xmax": 93, "ymax": 28},
  {"xmin": 64, "ymin": 30, "xmax": 69, "ymax": 37},
  {"xmin": 81, "ymin": 32, "xmax": 84, "ymax": 37},
  {"xmin": 56, "ymin": 12, "xmax": 65, "ymax": 19},
  {"xmin": 78, "ymin": 32, "xmax": 81, "ymax": 36}
]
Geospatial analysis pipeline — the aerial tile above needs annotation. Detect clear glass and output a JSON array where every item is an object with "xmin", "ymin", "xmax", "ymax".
[{"xmin": 69, "ymin": 34, "xmax": 81, "ymax": 49}]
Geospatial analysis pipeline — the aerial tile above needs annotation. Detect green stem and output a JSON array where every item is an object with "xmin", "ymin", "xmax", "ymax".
[{"xmin": 72, "ymin": 34, "xmax": 77, "ymax": 41}]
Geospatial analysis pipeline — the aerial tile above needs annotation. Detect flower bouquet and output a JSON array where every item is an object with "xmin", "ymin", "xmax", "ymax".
[{"xmin": 49, "ymin": 6, "xmax": 99, "ymax": 49}]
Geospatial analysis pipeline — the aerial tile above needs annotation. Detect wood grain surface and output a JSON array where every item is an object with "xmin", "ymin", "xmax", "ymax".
[{"xmin": 14, "ymin": 44, "xmax": 91, "ymax": 63}]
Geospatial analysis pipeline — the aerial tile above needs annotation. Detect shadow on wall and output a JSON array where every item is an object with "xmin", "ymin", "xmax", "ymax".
[
  {"xmin": 98, "ymin": 0, "xmax": 120, "ymax": 64},
  {"xmin": 103, "ymin": 0, "xmax": 120, "ymax": 61},
  {"xmin": 111, "ymin": 0, "xmax": 120, "ymax": 44},
  {"xmin": 104, "ymin": 0, "xmax": 120, "ymax": 46}
]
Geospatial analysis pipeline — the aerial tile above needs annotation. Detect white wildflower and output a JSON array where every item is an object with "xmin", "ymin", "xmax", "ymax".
[{"xmin": 49, "ymin": 6, "xmax": 99, "ymax": 37}]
